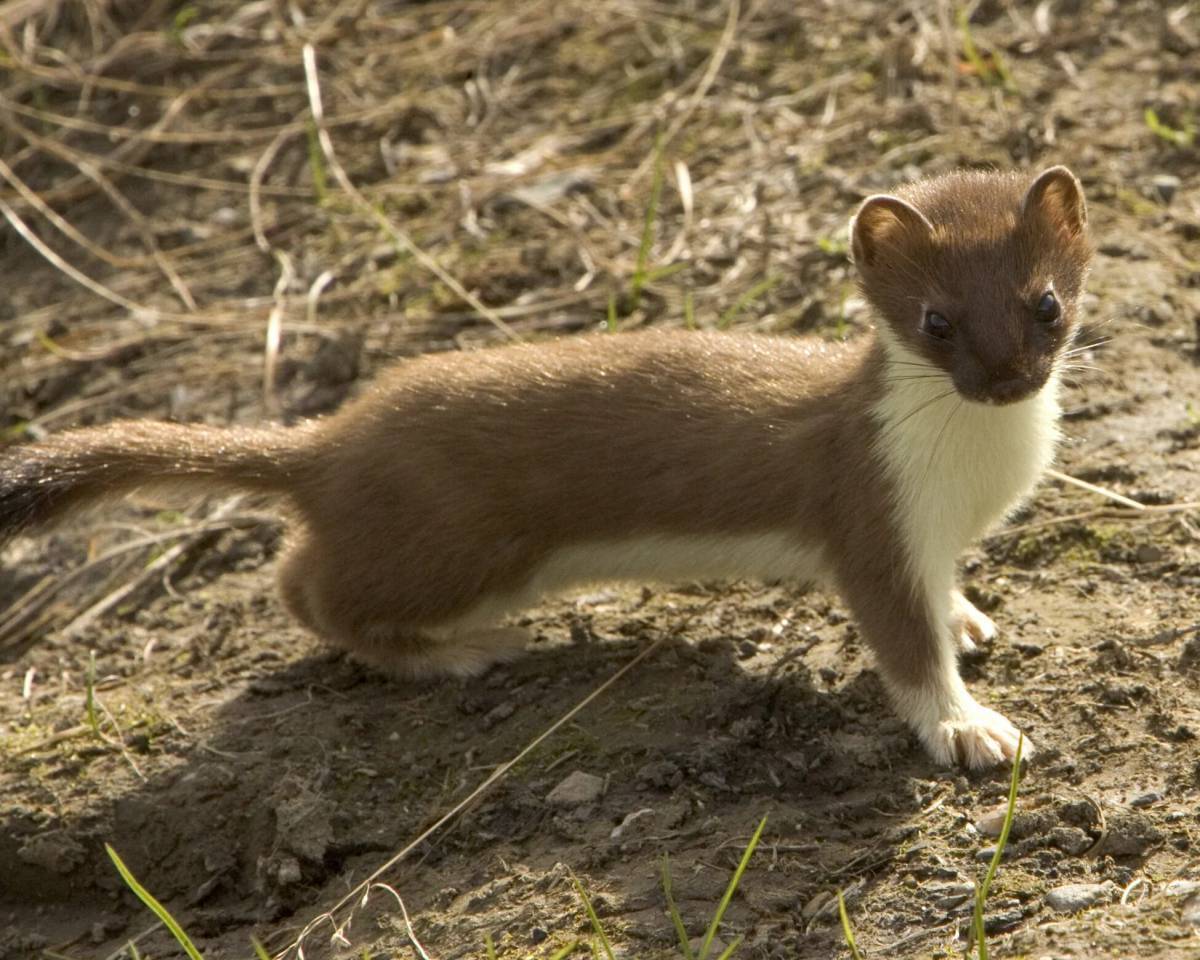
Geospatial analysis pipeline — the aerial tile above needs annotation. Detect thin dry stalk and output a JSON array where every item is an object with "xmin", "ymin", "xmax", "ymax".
[
  {"xmin": 1045, "ymin": 468, "xmax": 1146, "ymax": 511},
  {"xmin": 625, "ymin": 0, "xmax": 740, "ymax": 189},
  {"xmin": 300, "ymin": 43, "xmax": 521, "ymax": 342},
  {"xmin": 273, "ymin": 629, "xmax": 674, "ymax": 959}
]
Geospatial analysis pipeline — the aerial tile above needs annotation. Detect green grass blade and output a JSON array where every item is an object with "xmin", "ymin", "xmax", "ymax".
[
  {"xmin": 606, "ymin": 293, "xmax": 618, "ymax": 332},
  {"xmin": 547, "ymin": 942, "xmax": 581, "ymax": 960},
  {"xmin": 837, "ymin": 890, "xmax": 864, "ymax": 960},
  {"xmin": 1144, "ymin": 107, "xmax": 1195, "ymax": 147},
  {"xmin": 713, "ymin": 934, "xmax": 744, "ymax": 960},
  {"xmin": 630, "ymin": 134, "xmax": 666, "ymax": 307},
  {"xmin": 251, "ymin": 936, "xmax": 271, "ymax": 960},
  {"xmin": 683, "ymin": 290, "xmax": 695, "ymax": 330},
  {"xmin": 85, "ymin": 649, "xmax": 99, "ymax": 735},
  {"xmin": 718, "ymin": 276, "xmax": 780, "ymax": 329},
  {"xmin": 306, "ymin": 120, "xmax": 329, "ymax": 203},
  {"xmin": 644, "ymin": 262, "xmax": 688, "ymax": 283},
  {"xmin": 970, "ymin": 734, "xmax": 1024, "ymax": 960},
  {"xmin": 697, "ymin": 815, "xmax": 767, "ymax": 960},
  {"xmin": 484, "ymin": 932, "xmax": 498, "ymax": 959},
  {"xmin": 661, "ymin": 854, "xmax": 696, "ymax": 960},
  {"xmin": 570, "ymin": 871, "xmax": 616, "ymax": 960},
  {"xmin": 105, "ymin": 844, "xmax": 204, "ymax": 960}
]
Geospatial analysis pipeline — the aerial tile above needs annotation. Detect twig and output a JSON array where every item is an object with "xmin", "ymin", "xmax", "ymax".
[
  {"xmin": 1045, "ymin": 468, "xmax": 1146, "ymax": 510},
  {"xmin": 625, "ymin": 0, "xmax": 740, "ymax": 188},
  {"xmin": 0, "ymin": 196, "xmax": 149, "ymax": 314},
  {"xmin": 273, "ymin": 631, "xmax": 672, "ymax": 959},
  {"xmin": 250, "ymin": 128, "xmax": 296, "ymax": 253},
  {"xmin": 986, "ymin": 501, "xmax": 1200, "ymax": 542},
  {"xmin": 264, "ymin": 253, "xmax": 294, "ymax": 416},
  {"xmin": 300, "ymin": 44, "xmax": 520, "ymax": 342}
]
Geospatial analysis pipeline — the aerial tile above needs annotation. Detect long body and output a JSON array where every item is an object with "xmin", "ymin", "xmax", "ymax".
[{"xmin": 0, "ymin": 166, "xmax": 1094, "ymax": 768}]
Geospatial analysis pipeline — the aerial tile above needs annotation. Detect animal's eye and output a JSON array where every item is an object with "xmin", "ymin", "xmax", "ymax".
[
  {"xmin": 1035, "ymin": 291, "xmax": 1061, "ymax": 324},
  {"xmin": 921, "ymin": 309, "xmax": 953, "ymax": 340}
]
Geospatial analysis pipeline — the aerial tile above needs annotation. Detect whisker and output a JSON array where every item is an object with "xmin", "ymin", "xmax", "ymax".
[
  {"xmin": 920, "ymin": 397, "xmax": 963, "ymax": 489},
  {"xmin": 873, "ymin": 387, "xmax": 959, "ymax": 449}
]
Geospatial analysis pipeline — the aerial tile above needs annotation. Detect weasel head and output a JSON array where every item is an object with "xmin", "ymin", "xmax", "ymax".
[{"xmin": 850, "ymin": 166, "xmax": 1094, "ymax": 406}]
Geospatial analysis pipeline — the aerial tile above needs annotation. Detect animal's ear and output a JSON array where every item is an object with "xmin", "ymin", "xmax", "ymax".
[
  {"xmin": 850, "ymin": 195, "xmax": 934, "ymax": 267},
  {"xmin": 1022, "ymin": 166, "xmax": 1087, "ymax": 238}
]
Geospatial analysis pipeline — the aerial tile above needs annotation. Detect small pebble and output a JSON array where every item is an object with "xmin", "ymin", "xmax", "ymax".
[
  {"xmin": 610, "ymin": 808, "xmax": 654, "ymax": 840},
  {"xmin": 801, "ymin": 890, "xmax": 833, "ymax": 919},
  {"xmin": 1148, "ymin": 173, "xmax": 1182, "ymax": 204},
  {"xmin": 1044, "ymin": 881, "xmax": 1114, "ymax": 913},
  {"xmin": 276, "ymin": 856, "xmax": 302, "ymax": 887},
  {"xmin": 546, "ymin": 770, "xmax": 605, "ymax": 807},
  {"xmin": 974, "ymin": 805, "xmax": 1009, "ymax": 838},
  {"xmin": 1165, "ymin": 880, "xmax": 1200, "ymax": 898},
  {"xmin": 690, "ymin": 936, "xmax": 728, "ymax": 956},
  {"xmin": 481, "ymin": 700, "xmax": 516, "ymax": 730},
  {"xmin": 1182, "ymin": 894, "xmax": 1200, "ymax": 928}
]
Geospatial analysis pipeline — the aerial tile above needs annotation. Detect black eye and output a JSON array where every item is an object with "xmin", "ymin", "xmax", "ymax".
[
  {"xmin": 1035, "ymin": 291, "xmax": 1061, "ymax": 324},
  {"xmin": 921, "ymin": 309, "xmax": 953, "ymax": 340}
]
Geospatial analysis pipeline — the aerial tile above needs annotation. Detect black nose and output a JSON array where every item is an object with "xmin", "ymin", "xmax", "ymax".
[{"xmin": 989, "ymin": 377, "xmax": 1032, "ymax": 403}]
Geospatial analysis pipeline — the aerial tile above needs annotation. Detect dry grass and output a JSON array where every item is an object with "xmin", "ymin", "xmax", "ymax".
[
  {"xmin": 3, "ymin": 3, "xmax": 1200, "ymax": 958},
  {"xmin": 0, "ymin": 0, "xmax": 1006, "ymax": 437},
  {"xmin": 2, "ymin": 0, "xmax": 1186, "ymax": 654}
]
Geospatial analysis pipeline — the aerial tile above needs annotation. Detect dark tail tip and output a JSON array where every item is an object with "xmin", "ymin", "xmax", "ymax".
[{"xmin": 0, "ymin": 457, "xmax": 74, "ymax": 543}]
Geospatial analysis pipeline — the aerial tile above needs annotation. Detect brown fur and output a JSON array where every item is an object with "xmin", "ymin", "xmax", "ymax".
[{"xmin": 0, "ymin": 167, "xmax": 1094, "ymax": 767}]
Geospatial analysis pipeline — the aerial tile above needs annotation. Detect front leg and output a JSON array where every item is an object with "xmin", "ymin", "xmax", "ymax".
[
  {"xmin": 951, "ymin": 589, "xmax": 998, "ymax": 654},
  {"xmin": 837, "ymin": 563, "xmax": 1031, "ymax": 769}
]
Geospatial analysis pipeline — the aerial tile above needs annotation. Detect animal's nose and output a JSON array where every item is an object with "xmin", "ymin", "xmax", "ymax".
[{"xmin": 989, "ymin": 377, "xmax": 1032, "ymax": 403}]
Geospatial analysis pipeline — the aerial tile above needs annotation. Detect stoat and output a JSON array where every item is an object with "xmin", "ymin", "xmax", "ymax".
[{"xmin": 0, "ymin": 166, "xmax": 1093, "ymax": 769}]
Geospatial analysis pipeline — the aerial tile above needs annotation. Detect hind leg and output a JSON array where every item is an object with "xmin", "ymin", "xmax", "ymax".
[
  {"xmin": 350, "ymin": 623, "xmax": 532, "ymax": 679},
  {"xmin": 278, "ymin": 534, "xmax": 531, "ymax": 678},
  {"xmin": 277, "ymin": 534, "xmax": 323, "ymax": 635}
]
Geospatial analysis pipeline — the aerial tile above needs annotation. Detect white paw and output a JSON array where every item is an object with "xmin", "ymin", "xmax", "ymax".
[
  {"xmin": 952, "ymin": 590, "xmax": 998, "ymax": 654},
  {"xmin": 922, "ymin": 701, "xmax": 1033, "ymax": 770}
]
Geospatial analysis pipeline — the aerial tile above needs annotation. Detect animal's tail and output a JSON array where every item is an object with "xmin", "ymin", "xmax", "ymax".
[{"xmin": 0, "ymin": 420, "xmax": 311, "ymax": 540}]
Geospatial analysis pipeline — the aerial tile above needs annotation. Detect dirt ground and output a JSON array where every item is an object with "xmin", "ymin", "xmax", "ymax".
[{"xmin": 1, "ymin": 1, "xmax": 1199, "ymax": 958}]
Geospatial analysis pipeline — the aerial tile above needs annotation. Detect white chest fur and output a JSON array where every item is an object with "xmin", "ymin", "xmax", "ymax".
[{"xmin": 872, "ymin": 337, "xmax": 1061, "ymax": 605}]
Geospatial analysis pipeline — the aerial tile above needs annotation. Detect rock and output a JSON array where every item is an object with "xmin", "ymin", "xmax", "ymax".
[
  {"xmin": 1165, "ymin": 880, "xmax": 1200, "ymax": 898},
  {"xmin": 983, "ymin": 908, "xmax": 1025, "ymax": 934},
  {"xmin": 276, "ymin": 856, "xmax": 302, "ymax": 886},
  {"xmin": 690, "ymin": 935, "xmax": 728, "ymax": 956},
  {"xmin": 273, "ymin": 783, "xmax": 335, "ymax": 862},
  {"xmin": 546, "ymin": 770, "xmax": 604, "ymax": 807},
  {"xmin": 1182, "ymin": 893, "xmax": 1200, "ymax": 928},
  {"xmin": 1148, "ymin": 174, "xmax": 1181, "ymax": 204},
  {"xmin": 931, "ymin": 882, "xmax": 975, "ymax": 912},
  {"xmin": 1049, "ymin": 826, "xmax": 1094, "ymax": 856},
  {"xmin": 801, "ymin": 890, "xmax": 834, "ymax": 920},
  {"xmin": 481, "ymin": 700, "xmax": 516, "ymax": 730},
  {"xmin": 17, "ymin": 830, "xmax": 87, "ymax": 874},
  {"xmin": 1135, "ymin": 544, "xmax": 1165, "ymax": 564},
  {"xmin": 1045, "ymin": 882, "xmax": 1114, "ymax": 913},
  {"xmin": 610, "ymin": 808, "xmax": 655, "ymax": 840},
  {"xmin": 636, "ymin": 759, "xmax": 682, "ymax": 790},
  {"xmin": 974, "ymin": 805, "xmax": 1054, "ymax": 839},
  {"xmin": 975, "ymin": 806, "xmax": 1008, "ymax": 837},
  {"xmin": 1095, "ymin": 810, "xmax": 1164, "ymax": 857}
]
